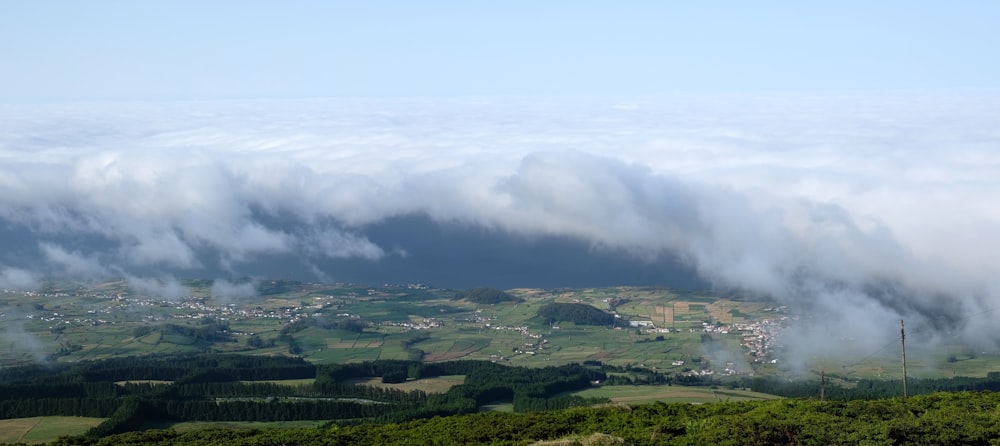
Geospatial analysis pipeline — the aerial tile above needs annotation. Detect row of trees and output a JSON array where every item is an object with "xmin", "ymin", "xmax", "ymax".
[
  {"xmin": 742, "ymin": 371, "xmax": 1000, "ymax": 400},
  {"xmin": 74, "ymin": 354, "xmax": 316, "ymax": 382},
  {"xmin": 0, "ymin": 398, "xmax": 119, "ymax": 419},
  {"xmin": 454, "ymin": 288, "xmax": 521, "ymax": 304}
]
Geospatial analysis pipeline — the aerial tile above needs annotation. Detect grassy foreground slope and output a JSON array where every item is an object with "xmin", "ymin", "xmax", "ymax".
[{"xmin": 42, "ymin": 391, "xmax": 1000, "ymax": 446}]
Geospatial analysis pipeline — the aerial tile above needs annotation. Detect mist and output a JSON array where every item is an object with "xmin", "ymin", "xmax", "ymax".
[
  {"xmin": 0, "ymin": 267, "xmax": 38, "ymax": 291},
  {"xmin": 125, "ymin": 275, "xmax": 189, "ymax": 301},
  {"xmin": 1, "ymin": 319, "xmax": 47, "ymax": 363},
  {"xmin": 211, "ymin": 279, "xmax": 259, "ymax": 303},
  {"xmin": 1, "ymin": 94, "xmax": 999, "ymax": 354}
]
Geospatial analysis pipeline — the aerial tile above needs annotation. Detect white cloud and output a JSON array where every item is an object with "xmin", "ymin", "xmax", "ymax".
[
  {"xmin": 301, "ymin": 229, "xmax": 385, "ymax": 260},
  {"xmin": 1, "ymin": 94, "xmax": 999, "ymax": 350},
  {"xmin": 125, "ymin": 275, "xmax": 189, "ymax": 300},
  {"xmin": 211, "ymin": 279, "xmax": 258, "ymax": 302},
  {"xmin": 0, "ymin": 267, "xmax": 38, "ymax": 290},
  {"xmin": 1, "ymin": 320, "xmax": 48, "ymax": 363},
  {"xmin": 40, "ymin": 243, "xmax": 111, "ymax": 278}
]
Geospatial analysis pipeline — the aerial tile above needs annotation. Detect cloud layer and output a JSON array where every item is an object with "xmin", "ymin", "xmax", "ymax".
[{"xmin": 2, "ymin": 94, "xmax": 999, "ymax": 352}]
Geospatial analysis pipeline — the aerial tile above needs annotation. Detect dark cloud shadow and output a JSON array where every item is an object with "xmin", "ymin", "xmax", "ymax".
[{"xmin": 310, "ymin": 214, "xmax": 707, "ymax": 289}]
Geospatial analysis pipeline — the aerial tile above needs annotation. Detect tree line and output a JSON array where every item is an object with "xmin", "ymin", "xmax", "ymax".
[{"xmin": 742, "ymin": 371, "xmax": 1000, "ymax": 400}]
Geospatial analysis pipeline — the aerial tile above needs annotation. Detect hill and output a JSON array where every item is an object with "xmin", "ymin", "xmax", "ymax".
[{"xmin": 537, "ymin": 302, "xmax": 615, "ymax": 326}]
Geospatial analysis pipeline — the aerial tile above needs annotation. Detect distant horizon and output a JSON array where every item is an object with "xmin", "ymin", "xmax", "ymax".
[
  {"xmin": 9, "ymin": 275, "xmax": 717, "ymax": 293},
  {"xmin": 8, "ymin": 87, "xmax": 1000, "ymax": 105}
]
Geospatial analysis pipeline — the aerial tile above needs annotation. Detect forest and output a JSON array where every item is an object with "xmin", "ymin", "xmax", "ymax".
[
  {"xmin": 0, "ymin": 354, "xmax": 606, "ymax": 439},
  {"xmin": 4, "ymin": 352, "xmax": 1000, "ymax": 444}
]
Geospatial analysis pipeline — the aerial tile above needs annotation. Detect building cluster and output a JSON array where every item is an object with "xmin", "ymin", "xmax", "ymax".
[
  {"xmin": 22, "ymin": 291, "xmax": 323, "ymax": 332},
  {"xmin": 735, "ymin": 318, "xmax": 785, "ymax": 363},
  {"xmin": 379, "ymin": 318, "xmax": 442, "ymax": 330},
  {"xmin": 512, "ymin": 338, "xmax": 548, "ymax": 356},
  {"xmin": 487, "ymin": 323, "xmax": 539, "ymax": 338}
]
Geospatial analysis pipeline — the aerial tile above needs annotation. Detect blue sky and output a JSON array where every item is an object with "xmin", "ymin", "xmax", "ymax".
[{"xmin": 2, "ymin": 1, "xmax": 998, "ymax": 101}]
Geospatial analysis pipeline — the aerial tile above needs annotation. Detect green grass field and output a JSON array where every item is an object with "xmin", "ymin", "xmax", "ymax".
[
  {"xmin": 0, "ymin": 417, "xmax": 105, "ymax": 444},
  {"xmin": 568, "ymin": 385, "xmax": 781, "ymax": 404},
  {"xmin": 343, "ymin": 375, "xmax": 465, "ymax": 393}
]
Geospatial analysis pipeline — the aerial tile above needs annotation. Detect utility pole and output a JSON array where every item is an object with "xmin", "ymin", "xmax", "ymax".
[
  {"xmin": 820, "ymin": 370, "xmax": 826, "ymax": 401},
  {"xmin": 900, "ymin": 319, "xmax": 908, "ymax": 398}
]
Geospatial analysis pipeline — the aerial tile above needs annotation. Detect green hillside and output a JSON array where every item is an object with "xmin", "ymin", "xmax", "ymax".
[{"xmin": 40, "ymin": 391, "xmax": 1000, "ymax": 445}]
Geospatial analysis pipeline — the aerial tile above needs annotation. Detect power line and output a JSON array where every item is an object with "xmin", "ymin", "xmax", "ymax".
[{"xmin": 840, "ymin": 304, "xmax": 997, "ymax": 372}]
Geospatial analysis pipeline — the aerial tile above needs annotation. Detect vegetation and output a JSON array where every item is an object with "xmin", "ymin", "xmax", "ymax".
[
  {"xmin": 0, "ymin": 355, "xmax": 607, "ymax": 437},
  {"xmin": 158, "ymin": 319, "xmax": 233, "ymax": 344},
  {"xmin": 0, "ymin": 417, "xmax": 104, "ymax": 445},
  {"xmin": 744, "ymin": 371, "xmax": 1000, "ymax": 400},
  {"xmin": 8, "ymin": 281, "xmax": 1000, "ymax": 444},
  {"xmin": 6, "ymin": 350, "xmax": 1000, "ymax": 443},
  {"xmin": 9, "ymin": 281, "xmax": 1000, "ymax": 379},
  {"xmin": 454, "ymin": 288, "xmax": 522, "ymax": 304},
  {"xmin": 537, "ymin": 302, "xmax": 615, "ymax": 326},
  {"xmin": 36, "ymin": 391, "xmax": 1000, "ymax": 445}
]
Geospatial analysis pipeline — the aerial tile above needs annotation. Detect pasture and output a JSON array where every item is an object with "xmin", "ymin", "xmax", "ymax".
[
  {"xmin": 344, "ymin": 375, "xmax": 465, "ymax": 393},
  {"xmin": 0, "ymin": 417, "xmax": 104, "ymax": 444},
  {"xmin": 568, "ymin": 385, "xmax": 781, "ymax": 405}
]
